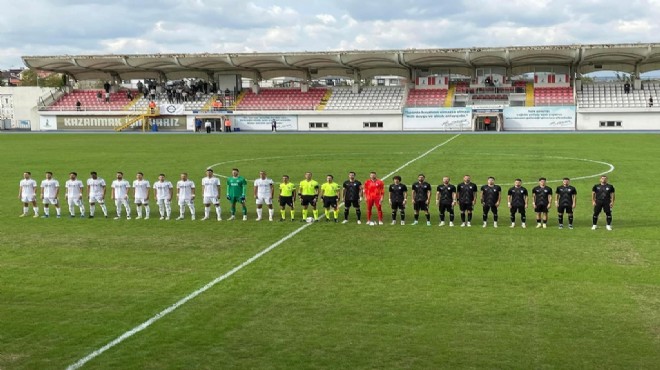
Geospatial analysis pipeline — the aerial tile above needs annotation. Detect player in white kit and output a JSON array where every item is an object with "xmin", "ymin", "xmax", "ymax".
[
  {"xmin": 176, "ymin": 172, "xmax": 196, "ymax": 220},
  {"xmin": 18, "ymin": 171, "xmax": 39, "ymax": 217},
  {"xmin": 40, "ymin": 171, "xmax": 61, "ymax": 218},
  {"xmin": 201, "ymin": 169, "xmax": 222, "ymax": 221},
  {"xmin": 153, "ymin": 173, "xmax": 173, "ymax": 220},
  {"xmin": 132, "ymin": 172, "xmax": 151, "ymax": 219},
  {"xmin": 87, "ymin": 171, "xmax": 108, "ymax": 218},
  {"xmin": 254, "ymin": 170, "xmax": 275, "ymax": 221},
  {"xmin": 65, "ymin": 172, "xmax": 85, "ymax": 217},
  {"xmin": 111, "ymin": 171, "xmax": 131, "ymax": 219}
]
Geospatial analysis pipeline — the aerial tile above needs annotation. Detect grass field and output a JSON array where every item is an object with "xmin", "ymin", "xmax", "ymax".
[{"xmin": 1, "ymin": 132, "xmax": 659, "ymax": 369}]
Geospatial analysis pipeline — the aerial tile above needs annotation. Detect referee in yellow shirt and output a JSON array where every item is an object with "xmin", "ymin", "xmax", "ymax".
[
  {"xmin": 298, "ymin": 172, "xmax": 319, "ymax": 221},
  {"xmin": 278, "ymin": 175, "xmax": 297, "ymax": 221},
  {"xmin": 320, "ymin": 175, "xmax": 342, "ymax": 222}
]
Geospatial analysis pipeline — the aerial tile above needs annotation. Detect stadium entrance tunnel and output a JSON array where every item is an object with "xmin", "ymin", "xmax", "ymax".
[{"xmin": 473, "ymin": 113, "xmax": 502, "ymax": 131}]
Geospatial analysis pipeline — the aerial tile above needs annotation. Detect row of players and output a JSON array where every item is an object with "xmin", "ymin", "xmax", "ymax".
[{"xmin": 19, "ymin": 169, "xmax": 616, "ymax": 230}]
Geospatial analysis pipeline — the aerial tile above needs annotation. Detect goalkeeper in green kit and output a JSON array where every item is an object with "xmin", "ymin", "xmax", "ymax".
[{"xmin": 226, "ymin": 168, "xmax": 248, "ymax": 221}]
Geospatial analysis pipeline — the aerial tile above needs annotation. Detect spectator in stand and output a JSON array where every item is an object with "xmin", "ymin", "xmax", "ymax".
[
  {"xmin": 126, "ymin": 90, "xmax": 133, "ymax": 101},
  {"xmin": 143, "ymin": 86, "xmax": 149, "ymax": 99},
  {"xmin": 167, "ymin": 90, "xmax": 174, "ymax": 104},
  {"xmin": 148, "ymin": 100, "xmax": 156, "ymax": 114},
  {"xmin": 649, "ymin": 97, "xmax": 654, "ymax": 108},
  {"xmin": 212, "ymin": 99, "xmax": 223, "ymax": 111},
  {"xmin": 175, "ymin": 86, "xmax": 183, "ymax": 104},
  {"xmin": 136, "ymin": 81, "xmax": 143, "ymax": 95},
  {"xmin": 224, "ymin": 88, "xmax": 230, "ymax": 97},
  {"xmin": 224, "ymin": 117, "xmax": 232, "ymax": 132},
  {"xmin": 182, "ymin": 89, "xmax": 188, "ymax": 102},
  {"xmin": 96, "ymin": 91, "xmax": 102, "ymax": 102},
  {"xmin": 76, "ymin": 100, "xmax": 82, "ymax": 111},
  {"xmin": 195, "ymin": 90, "xmax": 202, "ymax": 101},
  {"xmin": 623, "ymin": 82, "xmax": 631, "ymax": 94},
  {"xmin": 105, "ymin": 91, "xmax": 110, "ymax": 103},
  {"xmin": 104, "ymin": 81, "xmax": 111, "ymax": 93},
  {"xmin": 150, "ymin": 87, "xmax": 156, "ymax": 101}
]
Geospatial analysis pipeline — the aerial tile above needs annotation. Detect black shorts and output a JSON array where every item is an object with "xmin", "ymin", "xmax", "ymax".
[
  {"xmin": 557, "ymin": 205, "xmax": 573, "ymax": 214},
  {"xmin": 413, "ymin": 200, "xmax": 428, "ymax": 211},
  {"xmin": 301, "ymin": 195, "xmax": 317, "ymax": 207},
  {"xmin": 459, "ymin": 202, "xmax": 473, "ymax": 212},
  {"xmin": 439, "ymin": 203, "xmax": 453, "ymax": 213},
  {"xmin": 510, "ymin": 205, "xmax": 525, "ymax": 214},
  {"xmin": 323, "ymin": 196, "xmax": 338, "ymax": 208},
  {"xmin": 534, "ymin": 204, "xmax": 549, "ymax": 213},
  {"xmin": 344, "ymin": 199, "xmax": 360, "ymax": 208},
  {"xmin": 391, "ymin": 200, "xmax": 405, "ymax": 210},
  {"xmin": 483, "ymin": 204, "xmax": 498, "ymax": 214},
  {"xmin": 594, "ymin": 201, "xmax": 612, "ymax": 215},
  {"xmin": 279, "ymin": 196, "xmax": 293, "ymax": 208}
]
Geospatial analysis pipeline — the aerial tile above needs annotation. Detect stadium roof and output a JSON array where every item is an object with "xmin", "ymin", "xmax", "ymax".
[{"xmin": 22, "ymin": 43, "xmax": 660, "ymax": 82}]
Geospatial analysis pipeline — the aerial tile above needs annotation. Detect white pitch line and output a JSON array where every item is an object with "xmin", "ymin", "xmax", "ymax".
[{"xmin": 65, "ymin": 133, "xmax": 461, "ymax": 370}]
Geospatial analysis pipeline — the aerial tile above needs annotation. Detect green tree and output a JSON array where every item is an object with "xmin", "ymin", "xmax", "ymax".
[{"xmin": 20, "ymin": 69, "xmax": 65, "ymax": 87}]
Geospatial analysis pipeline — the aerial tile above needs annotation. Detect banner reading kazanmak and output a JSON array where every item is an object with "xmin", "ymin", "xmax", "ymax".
[
  {"xmin": 55, "ymin": 115, "xmax": 188, "ymax": 131},
  {"xmin": 403, "ymin": 107, "xmax": 472, "ymax": 131}
]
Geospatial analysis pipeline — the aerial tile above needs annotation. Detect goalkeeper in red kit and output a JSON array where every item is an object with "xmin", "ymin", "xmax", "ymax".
[{"xmin": 363, "ymin": 171, "xmax": 385, "ymax": 225}]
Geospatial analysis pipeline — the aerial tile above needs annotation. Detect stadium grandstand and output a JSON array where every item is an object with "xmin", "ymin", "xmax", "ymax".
[{"xmin": 2, "ymin": 43, "xmax": 659, "ymax": 131}]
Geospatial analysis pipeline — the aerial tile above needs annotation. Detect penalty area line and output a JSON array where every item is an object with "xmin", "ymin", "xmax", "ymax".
[{"xmin": 65, "ymin": 133, "xmax": 461, "ymax": 370}]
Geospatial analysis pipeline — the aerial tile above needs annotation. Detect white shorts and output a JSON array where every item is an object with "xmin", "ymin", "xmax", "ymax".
[
  {"xmin": 134, "ymin": 198, "xmax": 149, "ymax": 205},
  {"xmin": 255, "ymin": 197, "xmax": 272, "ymax": 205},
  {"xmin": 203, "ymin": 197, "xmax": 219, "ymax": 205},
  {"xmin": 68, "ymin": 198, "xmax": 83, "ymax": 207},
  {"xmin": 156, "ymin": 198, "xmax": 171, "ymax": 205},
  {"xmin": 89, "ymin": 195, "xmax": 105, "ymax": 204},
  {"xmin": 21, "ymin": 196, "xmax": 36, "ymax": 203},
  {"xmin": 178, "ymin": 198, "xmax": 194, "ymax": 206},
  {"xmin": 42, "ymin": 197, "xmax": 59, "ymax": 205}
]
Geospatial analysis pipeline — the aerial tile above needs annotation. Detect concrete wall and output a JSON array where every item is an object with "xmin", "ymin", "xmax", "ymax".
[
  {"xmin": 0, "ymin": 86, "xmax": 58, "ymax": 130},
  {"xmin": 577, "ymin": 108, "xmax": 660, "ymax": 130},
  {"xmin": 296, "ymin": 111, "xmax": 402, "ymax": 131}
]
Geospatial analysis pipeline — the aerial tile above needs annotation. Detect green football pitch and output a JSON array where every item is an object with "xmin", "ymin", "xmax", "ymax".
[{"xmin": 1, "ymin": 132, "xmax": 659, "ymax": 369}]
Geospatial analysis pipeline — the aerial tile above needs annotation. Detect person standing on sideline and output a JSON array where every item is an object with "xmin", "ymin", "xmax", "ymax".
[
  {"xmin": 132, "ymin": 172, "xmax": 151, "ymax": 220},
  {"xmin": 592, "ymin": 175, "xmax": 615, "ymax": 230},
  {"xmin": 278, "ymin": 175, "xmax": 297, "ymax": 221},
  {"xmin": 271, "ymin": 119, "xmax": 277, "ymax": 132},
  {"xmin": 111, "ymin": 172, "xmax": 131, "ymax": 220},
  {"xmin": 254, "ymin": 170, "xmax": 275, "ymax": 221},
  {"xmin": 65, "ymin": 172, "xmax": 85, "ymax": 217},
  {"xmin": 176, "ymin": 173, "xmax": 196, "ymax": 220},
  {"xmin": 480, "ymin": 176, "xmax": 502, "ymax": 228},
  {"xmin": 205, "ymin": 119, "xmax": 212, "ymax": 134},
  {"xmin": 320, "ymin": 174, "xmax": 341, "ymax": 222},
  {"xmin": 555, "ymin": 177, "xmax": 577, "ymax": 229},
  {"xmin": 298, "ymin": 172, "xmax": 320, "ymax": 222},
  {"xmin": 226, "ymin": 168, "xmax": 248, "ymax": 220},
  {"xmin": 532, "ymin": 177, "xmax": 552, "ymax": 228},
  {"xmin": 507, "ymin": 179, "xmax": 528, "ymax": 228},
  {"xmin": 18, "ymin": 171, "xmax": 39, "ymax": 218},
  {"xmin": 40, "ymin": 171, "xmax": 61, "ymax": 218},
  {"xmin": 87, "ymin": 171, "xmax": 108, "ymax": 218},
  {"xmin": 389, "ymin": 175, "xmax": 407, "ymax": 225},
  {"xmin": 342, "ymin": 171, "xmax": 362, "ymax": 224},
  {"xmin": 363, "ymin": 171, "xmax": 385, "ymax": 225},
  {"xmin": 436, "ymin": 176, "xmax": 457, "ymax": 227},
  {"xmin": 457, "ymin": 175, "xmax": 478, "ymax": 227},
  {"xmin": 411, "ymin": 174, "xmax": 432, "ymax": 226},
  {"xmin": 153, "ymin": 173, "xmax": 173, "ymax": 220},
  {"xmin": 201, "ymin": 169, "xmax": 222, "ymax": 221},
  {"xmin": 224, "ymin": 117, "xmax": 232, "ymax": 132}
]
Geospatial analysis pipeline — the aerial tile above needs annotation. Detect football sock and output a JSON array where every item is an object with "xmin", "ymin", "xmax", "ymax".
[
  {"xmin": 100, "ymin": 204, "xmax": 107, "ymax": 216},
  {"xmin": 392, "ymin": 211, "xmax": 396, "ymax": 221},
  {"xmin": 56, "ymin": 207, "xmax": 61, "ymax": 216},
  {"xmin": 23, "ymin": 206, "xmax": 28, "ymax": 214},
  {"xmin": 290, "ymin": 210, "xmax": 295, "ymax": 220},
  {"xmin": 449, "ymin": 210, "xmax": 455, "ymax": 221},
  {"xmin": 558, "ymin": 214, "xmax": 564, "ymax": 224},
  {"xmin": 440, "ymin": 213, "xmax": 445, "ymax": 222},
  {"xmin": 281, "ymin": 210, "xmax": 286, "ymax": 219},
  {"xmin": 313, "ymin": 210, "xmax": 319, "ymax": 220},
  {"xmin": 231, "ymin": 205, "xmax": 236, "ymax": 215},
  {"xmin": 425, "ymin": 213, "xmax": 430, "ymax": 221},
  {"xmin": 606, "ymin": 215, "xmax": 612, "ymax": 225},
  {"xmin": 521, "ymin": 212, "xmax": 526, "ymax": 223},
  {"xmin": 205, "ymin": 207, "xmax": 210, "ymax": 218},
  {"xmin": 256, "ymin": 208, "xmax": 263, "ymax": 219},
  {"xmin": 302, "ymin": 210, "xmax": 308, "ymax": 219},
  {"xmin": 461, "ymin": 213, "xmax": 466, "ymax": 222},
  {"xmin": 333, "ymin": 210, "xmax": 338, "ymax": 219},
  {"xmin": 414, "ymin": 214, "xmax": 419, "ymax": 221},
  {"xmin": 241, "ymin": 205, "xmax": 247, "ymax": 215},
  {"xmin": 137, "ymin": 206, "xmax": 142, "ymax": 218},
  {"xmin": 90, "ymin": 204, "xmax": 95, "ymax": 216},
  {"xmin": 356, "ymin": 209, "xmax": 361, "ymax": 221},
  {"xmin": 324, "ymin": 210, "xmax": 330, "ymax": 219},
  {"xmin": 400, "ymin": 210, "xmax": 405, "ymax": 221},
  {"xmin": 467, "ymin": 213, "xmax": 472, "ymax": 222},
  {"xmin": 44, "ymin": 208, "xmax": 50, "ymax": 216},
  {"xmin": 344, "ymin": 208, "xmax": 349, "ymax": 220},
  {"xmin": 493, "ymin": 214, "xmax": 498, "ymax": 222},
  {"xmin": 269, "ymin": 209, "xmax": 274, "ymax": 219},
  {"xmin": 216, "ymin": 205, "xmax": 222, "ymax": 218},
  {"xmin": 568, "ymin": 214, "xmax": 573, "ymax": 225}
]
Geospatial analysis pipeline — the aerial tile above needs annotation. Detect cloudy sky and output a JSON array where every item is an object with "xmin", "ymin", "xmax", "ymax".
[{"xmin": 1, "ymin": 0, "xmax": 659, "ymax": 69}]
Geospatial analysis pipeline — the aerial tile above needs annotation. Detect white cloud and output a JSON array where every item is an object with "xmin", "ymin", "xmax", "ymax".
[{"xmin": 2, "ymin": 0, "xmax": 660, "ymax": 71}]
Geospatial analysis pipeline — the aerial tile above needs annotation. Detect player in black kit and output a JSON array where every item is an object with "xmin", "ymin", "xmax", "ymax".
[
  {"xmin": 435, "ymin": 176, "xmax": 456, "ymax": 227},
  {"xmin": 342, "ymin": 171, "xmax": 363, "ymax": 224},
  {"xmin": 457, "ymin": 175, "xmax": 478, "ymax": 227},
  {"xmin": 532, "ymin": 177, "xmax": 553, "ymax": 229},
  {"xmin": 388, "ymin": 175, "xmax": 408, "ymax": 225},
  {"xmin": 480, "ymin": 176, "xmax": 502, "ymax": 228},
  {"xmin": 591, "ymin": 175, "xmax": 615, "ymax": 230},
  {"xmin": 555, "ymin": 177, "xmax": 577, "ymax": 229},
  {"xmin": 411, "ymin": 174, "xmax": 432, "ymax": 226},
  {"xmin": 507, "ymin": 179, "xmax": 528, "ymax": 228}
]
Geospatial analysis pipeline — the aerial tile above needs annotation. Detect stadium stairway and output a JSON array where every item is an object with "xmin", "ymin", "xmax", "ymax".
[
  {"xmin": 316, "ymin": 90, "xmax": 333, "ymax": 110},
  {"xmin": 230, "ymin": 90, "xmax": 247, "ymax": 110},
  {"xmin": 122, "ymin": 94, "xmax": 142, "ymax": 110},
  {"xmin": 115, "ymin": 108, "xmax": 160, "ymax": 132},
  {"xmin": 525, "ymin": 82, "xmax": 535, "ymax": 106},
  {"xmin": 444, "ymin": 84, "xmax": 456, "ymax": 107}
]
